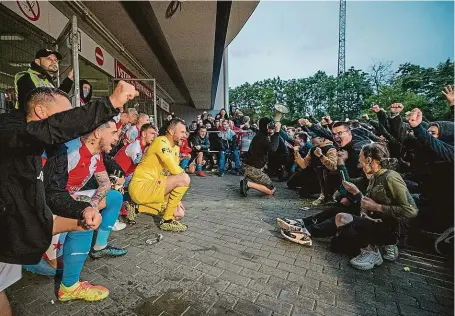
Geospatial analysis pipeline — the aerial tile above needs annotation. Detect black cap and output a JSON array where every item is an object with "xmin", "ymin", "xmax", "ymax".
[{"xmin": 35, "ymin": 48, "xmax": 62, "ymax": 60}]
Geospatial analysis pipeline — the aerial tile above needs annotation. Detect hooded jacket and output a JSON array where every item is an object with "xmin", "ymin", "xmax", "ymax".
[
  {"xmin": 412, "ymin": 121, "xmax": 454, "ymax": 163},
  {"xmin": 80, "ymin": 79, "xmax": 93, "ymax": 105},
  {"xmin": 243, "ymin": 118, "xmax": 280, "ymax": 169},
  {"xmin": 15, "ymin": 62, "xmax": 73, "ymax": 113},
  {"xmin": 0, "ymin": 98, "xmax": 118, "ymax": 264}
]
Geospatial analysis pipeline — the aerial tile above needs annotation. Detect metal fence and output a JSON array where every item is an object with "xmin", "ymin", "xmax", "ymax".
[{"xmin": 109, "ymin": 78, "xmax": 157, "ymax": 125}]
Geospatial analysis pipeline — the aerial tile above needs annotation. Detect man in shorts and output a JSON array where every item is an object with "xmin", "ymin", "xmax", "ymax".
[
  {"xmin": 129, "ymin": 118, "xmax": 190, "ymax": 232},
  {"xmin": 0, "ymin": 81, "xmax": 137, "ymax": 315},
  {"xmin": 240, "ymin": 118, "xmax": 281, "ymax": 196}
]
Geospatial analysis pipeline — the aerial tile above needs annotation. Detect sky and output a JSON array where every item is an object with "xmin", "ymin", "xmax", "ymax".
[{"xmin": 228, "ymin": 1, "xmax": 454, "ymax": 88}]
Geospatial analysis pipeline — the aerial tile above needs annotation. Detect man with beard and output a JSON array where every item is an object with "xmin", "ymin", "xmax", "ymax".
[
  {"xmin": 24, "ymin": 120, "xmax": 127, "ymax": 302},
  {"xmin": 240, "ymin": 118, "xmax": 281, "ymax": 196},
  {"xmin": 0, "ymin": 81, "xmax": 137, "ymax": 315},
  {"xmin": 129, "ymin": 118, "xmax": 190, "ymax": 232},
  {"xmin": 15, "ymin": 49, "xmax": 73, "ymax": 112}
]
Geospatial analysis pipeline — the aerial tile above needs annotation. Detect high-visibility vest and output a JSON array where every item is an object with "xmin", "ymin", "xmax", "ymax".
[{"xmin": 14, "ymin": 68, "xmax": 55, "ymax": 109}]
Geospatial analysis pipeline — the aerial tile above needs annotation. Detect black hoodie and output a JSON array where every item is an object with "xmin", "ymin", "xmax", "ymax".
[
  {"xmin": 79, "ymin": 79, "xmax": 93, "ymax": 105},
  {"xmin": 243, "ymin": 118, "xmax": 280, "ymax": 169}
]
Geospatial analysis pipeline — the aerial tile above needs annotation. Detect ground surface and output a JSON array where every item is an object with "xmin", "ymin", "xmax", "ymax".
[{"xmin": 7, "ymin": 173, "xmax": 454, "ymax": 316}]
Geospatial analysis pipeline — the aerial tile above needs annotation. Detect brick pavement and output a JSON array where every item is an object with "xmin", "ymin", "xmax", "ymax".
[{"xmin": 7, "ymin": 174, "xmax": 454, "ymax": 316}]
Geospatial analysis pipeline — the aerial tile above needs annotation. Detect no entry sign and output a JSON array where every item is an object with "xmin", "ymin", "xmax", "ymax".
[
  {"xmin": 95, "ymin": 47, "xmax": 104, "ymax": 66},
  {"xmin": 16, "ymin": 0, "xmax": 40, "ymax": 22}
]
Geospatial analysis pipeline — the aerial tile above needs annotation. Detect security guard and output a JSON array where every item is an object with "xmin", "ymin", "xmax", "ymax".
[{"xmin": 15, "ymin": 48, "xmax": 73, "ymax": 112}]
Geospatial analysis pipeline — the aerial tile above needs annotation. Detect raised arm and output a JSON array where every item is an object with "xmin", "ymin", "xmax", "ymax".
[
  {"xmin": 408, "ymin": 108, "xmax": 454, "ymax": 163},
  {"xmin": 1, "ymin": 81, "xmax": 138, "ymax": 149}
]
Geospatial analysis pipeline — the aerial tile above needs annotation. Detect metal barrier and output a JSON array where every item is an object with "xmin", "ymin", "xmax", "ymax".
[
  {"xmin": 109, "ymin": 78, "xmax": 157, "ymax": 125},
  {"xmin": 191, "ymin": 130, "xmax": 256, "ymax": 153}
]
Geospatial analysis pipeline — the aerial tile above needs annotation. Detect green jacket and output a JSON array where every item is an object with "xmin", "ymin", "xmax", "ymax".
[{"xmin": 366, "ymin": 169, "xmax": 418, "ymax": 219}]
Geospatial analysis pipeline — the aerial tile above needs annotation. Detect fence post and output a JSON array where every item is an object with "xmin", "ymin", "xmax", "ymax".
[{"xmin": 71, "ymin": 15, "xmax": 80, "ymax": 108}]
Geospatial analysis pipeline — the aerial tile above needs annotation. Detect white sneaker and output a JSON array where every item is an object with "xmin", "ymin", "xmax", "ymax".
[
  {"xmin": 112, "ymin": 220, "xmax": 127, "ymax": 231},
  {"xmin": 381, "ymin": 244, "xmax": 399, "ymax": 261},
  {"xmin": 350, "ymin": 248, "xmax": 383, "ymax": 270}
]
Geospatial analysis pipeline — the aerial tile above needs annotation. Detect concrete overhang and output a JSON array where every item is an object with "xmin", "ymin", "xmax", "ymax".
[{"xmin": 80, "ymin": 1, "xmax": 258, "ymax": 110}]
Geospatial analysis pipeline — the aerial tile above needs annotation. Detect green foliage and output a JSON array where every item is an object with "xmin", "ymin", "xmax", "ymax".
[{"xmin": 229, "ymin": 60, "xmax": 454, "ymax": 123}]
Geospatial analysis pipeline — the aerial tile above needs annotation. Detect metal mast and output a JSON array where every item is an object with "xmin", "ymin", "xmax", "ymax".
[{"xmin": 337, "ymin": 0, "xmax": 346, "ymax": 76}]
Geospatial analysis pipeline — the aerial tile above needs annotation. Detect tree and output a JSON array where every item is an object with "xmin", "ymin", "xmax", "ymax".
[
  {"xmin": 229, "ymin": 59, "xmax": 453, "ymax": 124},
  {"xmin": 368, "ymin": 60, "xmax": 394, "ymax": 94}
]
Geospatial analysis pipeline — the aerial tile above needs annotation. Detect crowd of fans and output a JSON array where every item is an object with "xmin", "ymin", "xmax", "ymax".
[{"xmin": 0, "ymin": 47, "xmax": 453, "ymax": 315}]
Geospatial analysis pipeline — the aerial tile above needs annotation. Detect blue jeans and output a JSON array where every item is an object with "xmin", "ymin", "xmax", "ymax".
[{"xmin": 218, "ymin": 149, "xmax": 240, "ymax": 173}]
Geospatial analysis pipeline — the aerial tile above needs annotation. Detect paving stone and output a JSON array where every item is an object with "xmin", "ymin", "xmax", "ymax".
[
  {"xmin": 215, "ymin": 259, "xmax": 243, "ymax": 274},
  {"xmin": 8, "ymin": 175, "xmax": 452, "ymax": 316},
  {"xmin": 234, "ymin": 299, "xmax": 273, "ymax": 316},
  {"xmin": 219, "ymin": 270, "xmax": 252, "ymax": 287},
  {"xmin": 268, "ymin": 252, "xmax": 296, "ymax": 265},
  {"xmin": 278, "ymin": 290, "xmax": 315, "ymax": 310},
  {"xmin": 239, "ymin": 267, "xmax": 271, "ymax": 283},
  {"xmin": 267, "ymin": 276, "xmax": 300, "ymax": 295},
  {"xmin": 305, "ymin": 270, "xmax": 338, "ymax": 285},
  {"xmin": 195, "ymin": 262, "xmax": 225, "ymax": 277},
  {"xmin": 247, "ymin": 279, "xmax": 281, "ymax": 298},
  {"xmin": 315, "ymin": 301, "xmax": 358, "ymax": 316},
  {"xmin": 255, "ymin": 294, "xmax": 293, "ymax": 315},
  {"xmin": 198, "ymin": 273, "xmax": 231, "ymax": 292}
]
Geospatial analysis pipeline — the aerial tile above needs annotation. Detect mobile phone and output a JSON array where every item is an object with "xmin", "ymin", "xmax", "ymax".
[{"xmin": 340, "ymin": 170, "xmax": 346, "ymax": 181}]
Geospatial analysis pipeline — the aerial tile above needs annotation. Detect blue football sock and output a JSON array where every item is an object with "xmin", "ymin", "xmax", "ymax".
[
  {"xmin": 94, "ymin": 190, "xmax": 122, "ymax": 250},
  {"xmin": 61, "ymin": 230, "xmax": 93, "ymax": 287}
]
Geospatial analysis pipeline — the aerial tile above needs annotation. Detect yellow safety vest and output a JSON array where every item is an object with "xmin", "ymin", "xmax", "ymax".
[{"xmin": 14, "ymin": 68, "xmax": 55, "ymax": 109}]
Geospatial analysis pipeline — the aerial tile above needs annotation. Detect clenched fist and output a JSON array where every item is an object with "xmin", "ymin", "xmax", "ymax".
[
  {"xmin": 390, "ymin": 103, "xmax": 404, "ymax": 114},
  {"xmin": 371, "ymin": 104, "xmax": 380, "ymax": 113},
  {"xmin": 109, "ymin": 81, "xmax": 139, "ymax": 109},
  {"xmin": 314, "ymin": 147, "xmax": 322, "ymax": 157},
  {"xmin": 407, "ymin": 108, "xmax": 423, "ymax": 128}
]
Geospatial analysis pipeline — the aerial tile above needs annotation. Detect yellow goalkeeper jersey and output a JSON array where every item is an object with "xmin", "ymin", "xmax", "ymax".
[{"xmin": 133, "ymin": 136, "xmax": 183, "ymax": 180}]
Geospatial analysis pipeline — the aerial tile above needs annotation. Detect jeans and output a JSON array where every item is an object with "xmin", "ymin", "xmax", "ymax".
[{"xmin": 218, "ymin": 149, "xmax": 241, "ymax": 173}]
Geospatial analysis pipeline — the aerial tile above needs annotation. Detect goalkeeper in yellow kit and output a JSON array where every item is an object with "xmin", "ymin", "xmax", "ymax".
[{"xmin": 129, "ymin": 118, "xmax": 190, "ymax": 232}]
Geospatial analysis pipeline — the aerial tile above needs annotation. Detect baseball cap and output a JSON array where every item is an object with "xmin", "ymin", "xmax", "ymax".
[{"xmin": 35, "ymin": 49, "xmax": 62, "ymax": 60}]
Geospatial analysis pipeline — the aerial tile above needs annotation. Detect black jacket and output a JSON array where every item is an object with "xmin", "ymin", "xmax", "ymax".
[
  {"xmin": 44, "ymin": 145, "xmax": 91, "ymax": 219},
  {"xmin": 0, "ymin": 98, "xmax": 118, "ymax": 264},
  {"xmin": 190, "ymin": 135, "xmax": 210, "ymax": 152},
  {"xmin": 243, "ymin": 131, "xmax": 280, "ymax": 169},
  {"xmin": 16, "ymin": 62, "xmax": 73, "ymax": 112}
]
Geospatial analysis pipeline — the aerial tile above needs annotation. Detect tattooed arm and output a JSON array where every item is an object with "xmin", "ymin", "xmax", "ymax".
[{"xmin": 91, "ymin": 170, "xmax": 111, "ymax": 208}]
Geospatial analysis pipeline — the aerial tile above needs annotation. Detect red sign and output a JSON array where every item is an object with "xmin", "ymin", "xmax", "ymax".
[
  {"xmin": 95, "ymin": 47, "xmax": 104, "ymax": 66},
  {"xmin": 17, "ymin": 1, "xmax": 40, "ymax": 21},
  {"xmin": 115, "ymin": 60, "xmax": 153, "ymax": 99}
]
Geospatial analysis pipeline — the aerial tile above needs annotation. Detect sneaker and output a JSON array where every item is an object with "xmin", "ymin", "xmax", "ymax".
[
  {"xmin": 240, "ymin": 178, "xmax": 249, "ymax": 197},
  {"xmin": 350, "ymin": 248, "xmax": 383, "ymax": 270},
  {"xmin": 276, "ymin": 218, "xmax": 304, "ymax": 232},
  {"xmin": 434, "ymin": 226, "xmax": 454, "ymax": 256},
  {"xmin": 58, "ymin": 281, "xmax": 109, "ymax": 302},
  {"xmin": 112, "ymin": 220, "xmax": 127, "ymax": 231},
  {"xmin": 90, "ymin": 245, "xmax": 128, "ymax": 259},
  {"xmin": 125, "ymin": 201, "xmax": 138, "ymax": 224},
  {"xmin": 197, "ymin": 171, "xmax": 206, "ymax": 177},
  {"xmin": 381, "ymin": 244, "xmax": 399, "ymax": 261},
  {"xmin": 280, "ymin": 229, "xmax": 312, "ymax": 246},
  {"xmin": 312, "ymin": 194, "xmax": 329, "ymax": 206},
  {"xmin": 160, "ymin": 220, "xmax": 188, "ymax": 232},
  {"xmin": 218, "ymin": 172, "xmax": 224, "ymax": 177}
]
